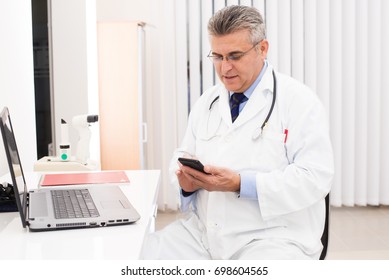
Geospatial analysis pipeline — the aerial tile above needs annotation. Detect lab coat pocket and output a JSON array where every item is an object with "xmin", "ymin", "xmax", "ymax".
[
  {"xmin": 253, "ymin": 130, "xmax": 287, "ymax": 170},
  {"xmin": 262, "ymin": 129, "xmax": 285, "ymax": 142}
]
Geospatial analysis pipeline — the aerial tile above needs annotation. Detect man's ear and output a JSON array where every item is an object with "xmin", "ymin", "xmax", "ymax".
[{"xmin": 259, "ymin": 39, "xmax": 269, "ymax": 58}]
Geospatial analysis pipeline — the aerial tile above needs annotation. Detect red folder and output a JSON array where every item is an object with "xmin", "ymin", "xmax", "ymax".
[{"xmin": 40, "ymin": 171, "xmax": 130, "ymax": 186}]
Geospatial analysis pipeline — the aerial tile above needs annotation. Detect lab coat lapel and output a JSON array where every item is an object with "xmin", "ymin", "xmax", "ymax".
[
  {"xmin": 232, "ymin": 67, "xmax": 274, "ymax": 127},
  {"xmin": 218, "ymin": 88, "xmax": 234, "ymax": 126}
]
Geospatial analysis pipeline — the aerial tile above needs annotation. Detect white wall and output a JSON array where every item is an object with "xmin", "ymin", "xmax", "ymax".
[{"xmin": 0, "ymin": 0, "xmax": 36, "ymax": 176}]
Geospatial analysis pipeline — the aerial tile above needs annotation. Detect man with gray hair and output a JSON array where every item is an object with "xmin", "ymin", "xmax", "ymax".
[{"xmin": 142, "ymin": 5, "xmax": 333, "ymax": 260}]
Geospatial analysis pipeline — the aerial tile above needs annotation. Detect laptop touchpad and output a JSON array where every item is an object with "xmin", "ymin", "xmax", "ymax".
[{"xmin": 101, "ymin": 200, "xmax": 128, "ymax": 209}]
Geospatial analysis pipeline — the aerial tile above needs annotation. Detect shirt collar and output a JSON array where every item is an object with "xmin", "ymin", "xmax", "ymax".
[{"xmin": 229, "ymin": 60, "xmax": 268, "ymax": 99}]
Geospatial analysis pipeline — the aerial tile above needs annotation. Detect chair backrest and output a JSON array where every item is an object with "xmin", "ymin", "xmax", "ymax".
[{"xmin": 319, "ymin": 193, "xmax": 330, "ymax": 260}]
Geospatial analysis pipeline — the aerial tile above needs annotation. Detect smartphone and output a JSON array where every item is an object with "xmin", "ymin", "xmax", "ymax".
[{"xmin": 178, "ymin": 157, "xmax": 208, "ymax": 174}]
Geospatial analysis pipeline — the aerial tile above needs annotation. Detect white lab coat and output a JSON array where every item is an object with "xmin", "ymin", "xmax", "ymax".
[{"xmin": 168, "ymin": 65, "xmax": 334, "ymax": 259}]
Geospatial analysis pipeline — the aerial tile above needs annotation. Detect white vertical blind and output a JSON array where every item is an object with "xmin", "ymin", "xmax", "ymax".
[
  {"xmin": 253, "ymin": 0, "xmax": 265, "ymax": 13},
  {"xmin": 227, "ymin": 0, "xmax": 239, "ymax": 6},
  {"xmin": 188, "ymin": 0, "xmax": 202, "ymax": 107},
  {"xmin": 380, "ymin": 0, "xmax": 389, "ymax": 204},
  {"xmin": 367, "ymin": 0, "xmax": 381, "ymax": 204},
  {"xmin": 304, "ymin": 0, "xmax": 317, "ymax": 92},
  {"xmin": 201, "ymin": 0, "xmax": 214, "ymax": 92},
  {"xmin": 329, "ymin": 0, "xmax": 343, "ymax": 206},
  {"xmin": 167, "ymin": 0, "xmax": 389, "ymax": 208},
  {"xmin": 341, "ymin": 0, "xmax": 356, "ymax": 205},
  {"xmin": 291, "ymin": 0, "xmax": 304, "ymax": 83},
  {"xmin": 175, "ymin": 0, "xmax": 189, "ymax": 144},
  {"xmin": 214, "ymin": 0, "xmax": 226, "ymax": 13},
  {"xmin": 354, "ymin": 0, "xmax": 369, "ymax": 205},
  {"xmin": 316, "ymin": 0, "xmax": 330, "ymax": 112},
  {"xmin": 157, "ymin": 0, "xmax": 180, "ymax": 210},
  {"xmin": 277, "ymin": 0, "xmax": 291, "ymax": 75},
  {"xmin": 240, "ymin": 0, "xmax": 252, "ymax": 7},
  {"xmin": 265, "ymin": 0, "xmax": 279, "ymax": 70}
]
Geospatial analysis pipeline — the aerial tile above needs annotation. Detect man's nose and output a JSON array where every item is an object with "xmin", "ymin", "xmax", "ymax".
[{"xmin": 220, "ymin": 59, "xmax": 233, "ymax": 72}]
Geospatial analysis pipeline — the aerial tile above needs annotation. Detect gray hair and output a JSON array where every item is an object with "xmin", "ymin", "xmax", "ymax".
[{"xmin": 207, "ymin": 5, "xmax": 266, "ymax": 45}]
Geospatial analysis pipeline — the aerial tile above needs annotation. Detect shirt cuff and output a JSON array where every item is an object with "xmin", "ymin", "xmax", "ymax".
[
  {"xmin": 181, "ymin": 189, "xmax": 196, "ymax": 197},
  {"xmin": 180, "ymin": 191, "xmax": 196, "ymax": 212},
  {"xmin": 239, "ymin": 171, "xmax": 258, "ymax": 199}
]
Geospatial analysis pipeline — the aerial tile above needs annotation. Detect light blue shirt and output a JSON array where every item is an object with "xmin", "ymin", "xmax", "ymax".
[{"xmin": 229, "ymin": 61, "xmax": 268, "ymax": 200}]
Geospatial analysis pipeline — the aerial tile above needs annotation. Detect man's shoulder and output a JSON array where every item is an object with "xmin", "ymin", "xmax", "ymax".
[{"xmin": 275, "ymin": 71, "xmax": 317, "ymax": 101}]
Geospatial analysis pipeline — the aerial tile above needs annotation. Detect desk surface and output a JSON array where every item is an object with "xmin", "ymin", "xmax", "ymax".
[{"xmin": 0, "ymin": 170, "xmax": 161, "ymax": 260}]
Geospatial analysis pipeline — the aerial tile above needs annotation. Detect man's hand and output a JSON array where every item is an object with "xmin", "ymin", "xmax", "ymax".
[{"xmin": 177, "ymin": 163, "xmax": 241, "ymax": 193}]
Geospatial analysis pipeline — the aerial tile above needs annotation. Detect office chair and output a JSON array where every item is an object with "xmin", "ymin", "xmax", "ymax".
[{"xmin": 319, "ymin": 193, "xmax": 330, "ymax": 260}]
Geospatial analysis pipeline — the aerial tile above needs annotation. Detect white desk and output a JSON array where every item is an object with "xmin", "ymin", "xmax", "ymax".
[{"xmin": 0, "ymin": 170, "xmax": 160, "ymax": 260}]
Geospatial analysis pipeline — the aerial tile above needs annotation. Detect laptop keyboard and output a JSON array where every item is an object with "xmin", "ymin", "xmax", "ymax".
[{"xmin": 51, "ymin": 189, "xmax": 100, "ymax": 219}]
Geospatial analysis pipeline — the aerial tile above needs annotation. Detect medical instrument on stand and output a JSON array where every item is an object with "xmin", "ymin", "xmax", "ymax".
[
  {"xmin": 33, "ymin": 114, "xmax": 99, "ymax": 172},
  {"xmin": 72, "ymin": 114, "xmax": 99, "ymax": 165}
]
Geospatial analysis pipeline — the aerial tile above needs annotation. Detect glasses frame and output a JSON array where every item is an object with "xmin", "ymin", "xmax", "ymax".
[{"xmin": 207, "ymin": 42, "xmax": 259, "ymax": 64}]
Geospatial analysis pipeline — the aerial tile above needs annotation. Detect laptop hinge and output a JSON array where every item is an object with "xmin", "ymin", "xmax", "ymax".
[{"xmin": 25, "ymin": 192, "xmax": 33, "ymax": 224}]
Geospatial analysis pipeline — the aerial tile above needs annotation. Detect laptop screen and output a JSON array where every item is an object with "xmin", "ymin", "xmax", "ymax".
[{"xmin": 0, "ymin": 107, "xmax": 28, "ymax": 226}]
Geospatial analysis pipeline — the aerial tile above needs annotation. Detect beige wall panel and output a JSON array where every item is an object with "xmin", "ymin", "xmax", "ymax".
[{"xmin": 97, "ymin": 21, "xmax": 140, "ymax": 170}]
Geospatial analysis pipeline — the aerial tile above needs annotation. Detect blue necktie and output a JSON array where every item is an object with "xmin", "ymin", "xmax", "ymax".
[{"xmin": 230, "ymin": 93, "xmax": 247, "ymax": 123}]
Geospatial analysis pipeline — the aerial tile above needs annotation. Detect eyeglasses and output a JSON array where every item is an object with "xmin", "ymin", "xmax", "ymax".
[{"xmin": 207, "ymin": 43, "xmax": 259, "ymax": 64}]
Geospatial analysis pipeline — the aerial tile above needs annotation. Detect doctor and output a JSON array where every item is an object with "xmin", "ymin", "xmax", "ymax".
[{"xmin": 142, "ymin": 5, "xmax": 334, "ymax": 260}]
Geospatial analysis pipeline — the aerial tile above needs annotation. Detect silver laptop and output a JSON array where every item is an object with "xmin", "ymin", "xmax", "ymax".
[{"xmin": 0, "ymin": 107, "xmax": 140, "ymax": 231}]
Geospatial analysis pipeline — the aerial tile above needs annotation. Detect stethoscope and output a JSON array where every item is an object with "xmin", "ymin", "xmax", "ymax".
[{"xmin": 208, "ymin": 70, "xmax": 277, "ymax": 140}]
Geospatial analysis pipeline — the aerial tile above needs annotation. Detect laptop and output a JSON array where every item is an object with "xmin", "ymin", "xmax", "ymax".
[{"xmin": 0, "ymin": 107, "xmax": 140, "ymax": 231}]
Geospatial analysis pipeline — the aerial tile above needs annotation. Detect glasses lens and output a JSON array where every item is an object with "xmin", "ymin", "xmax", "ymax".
[
  {"xmin": 208, "ymin": 55, "xmax": 222, "ymax": 63},
  {"xmin": 228, "ymin": 54, "xmax": 242, "ymax": 61}
]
